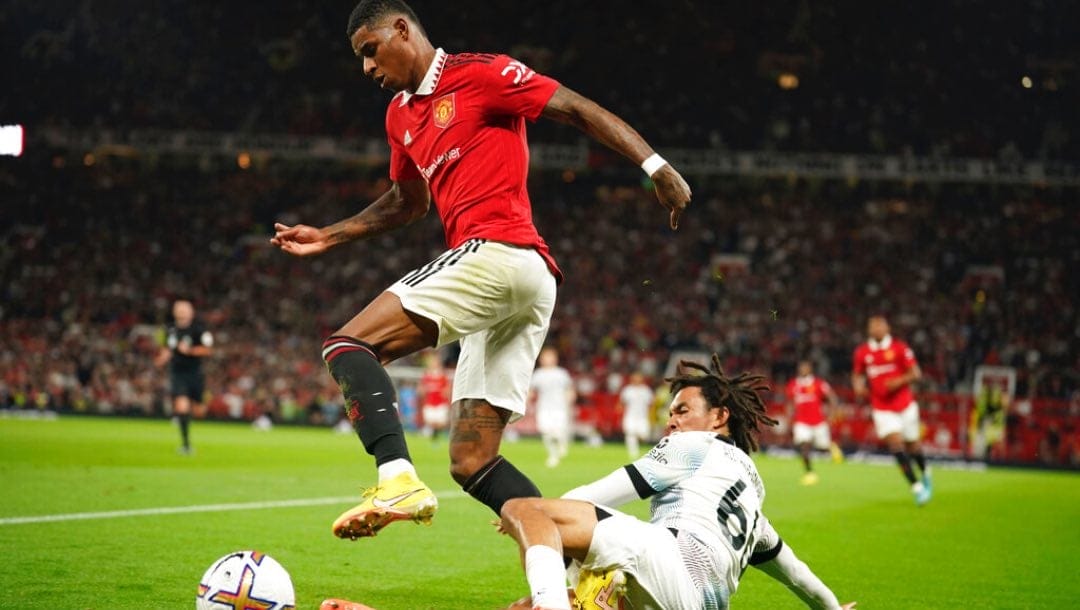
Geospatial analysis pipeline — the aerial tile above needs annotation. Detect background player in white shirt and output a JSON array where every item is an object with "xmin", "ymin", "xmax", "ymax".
[
  {"xmin": 500, "ymin": 355, "xmax": 854, "ymax": 610},
  {"xmin": 618, "ymin": 372, "xmax": 655, "ymax": 458},
  {"xmin": 530, "ymin": 347, "xmax": 577, "ymax": 467}
]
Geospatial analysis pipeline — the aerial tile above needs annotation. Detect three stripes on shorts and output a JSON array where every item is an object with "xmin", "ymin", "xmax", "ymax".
[{"xmin": 400, "ymin": 238, "xmax": 486, "ymax": 287}]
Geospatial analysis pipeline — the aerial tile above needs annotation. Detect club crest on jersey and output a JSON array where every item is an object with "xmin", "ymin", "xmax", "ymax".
[
  {"xmin": 885, "ymin": 350, "xmax": 895, "ymax": 361},
  {"xmin": 432, "ymin": 93, "xmax": 455, "ymax": 128}
]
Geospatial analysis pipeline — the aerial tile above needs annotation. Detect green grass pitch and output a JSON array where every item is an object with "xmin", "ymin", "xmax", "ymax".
[{"xmin": 2, "ymin": 416, "xmax": 1079, "ymax": 609}]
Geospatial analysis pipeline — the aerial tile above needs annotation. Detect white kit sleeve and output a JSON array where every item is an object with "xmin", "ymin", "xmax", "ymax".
[
  {"xmin": 756, "ymin": 544, "xmax": 843, "ymax": 610},
  {"xmin": 561, "ymin": 468, "xmax": 641, "ymax": 507}
]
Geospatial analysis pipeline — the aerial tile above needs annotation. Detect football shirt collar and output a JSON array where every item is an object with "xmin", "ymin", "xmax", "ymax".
[
  {"xmin": 399, "ymin": 47, "xmax": 447, "ymax": 106},
  {"xmin": 868, "ymin": 335, "xmax": 893, "ymax": 350}
]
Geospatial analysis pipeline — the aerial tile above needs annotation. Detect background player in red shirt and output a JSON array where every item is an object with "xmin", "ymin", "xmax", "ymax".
[
  {"xmin": 785, "ymin": 360, "xmax": 842, "ymax": 485},
  {"xmin": 271, "ymin": 0, "xmax": 692, "ymax": 540},
  {"xmin": 851, "ymin": 315, "xmax": 932, "ymax": 505},
  {"xmin": 419, "ymin": 350, "xmax": 450, "ymax": 443}
]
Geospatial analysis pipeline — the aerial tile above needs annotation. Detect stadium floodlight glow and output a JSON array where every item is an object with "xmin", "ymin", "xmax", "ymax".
[
  {"xmin": 0, "ymin": 124, "xmax": 24, "ymax": 157},
  {"xmin": 1021, "ymin": 75, "xmax": 1033, "ymax": 89}
]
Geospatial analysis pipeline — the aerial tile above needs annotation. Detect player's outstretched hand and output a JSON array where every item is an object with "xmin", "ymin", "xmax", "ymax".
[
  {"xmin": 270, "ymin": 222, "xmax": 331, "ymax": 257},
  {"xmin": 651, "ymin": 164, "xmax": 691, "ymax": 230}
]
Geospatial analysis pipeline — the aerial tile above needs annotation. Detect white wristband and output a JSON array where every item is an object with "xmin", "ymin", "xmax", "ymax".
[{"xmin": 641, "ymin": 153, "xmax": 668, "ymax": 177}]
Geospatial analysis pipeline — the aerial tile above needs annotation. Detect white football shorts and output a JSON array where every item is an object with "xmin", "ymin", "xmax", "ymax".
[
  {"xmin": 388, "ymin": 239, "xmax": 557, "ymax": 419},
  {"xmin": 622, "ymin": 416, "xmax": 651, "ymax": 440},
  {"xmin": 536, "ymin": 408, "xmax": 572, "ymax": 438},
  {"xmin": 872, "ymin": 402, "xmax": 921, "ymax": 442},
  {"xmin": 582, "ymin": 507, "xmax": 705, "ymax": 610},
  {"xmin": 792, "ymin": 422, "xmax": 832, "ymax": 449},
  {"xmin": 421, "ymin": 404, "xmax": 450, "ymax": 428}
]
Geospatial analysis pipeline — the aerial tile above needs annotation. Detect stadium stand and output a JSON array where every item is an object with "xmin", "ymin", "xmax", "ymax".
[
  {"xmin": 6, "ymin": 1, "xmax": 1077, "ymax": 157},
  {"xmin": 2, "ymin": 0, "xmax": 1076, "ymax": 466}
]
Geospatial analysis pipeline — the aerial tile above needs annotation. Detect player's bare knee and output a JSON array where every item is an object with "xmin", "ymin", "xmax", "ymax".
[{"xmin": 500, "ymin": 497, "xmax": 531, "ymax": 520}]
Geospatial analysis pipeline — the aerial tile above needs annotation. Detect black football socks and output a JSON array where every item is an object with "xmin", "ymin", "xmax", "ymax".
[
  {"xmin": 178, "ymin": 412, "xmax": 191, "ymax": 450},
  {"xmin": 462, "ymin": 455, "xmax": 542, "ymax": 515},
  {"xmin": 322, "ymin": 336, "xmax": 411, "ymax": 466},
  {"xmin": 894, "ymin": 451, "xmax": 917, "ymax": 484}
]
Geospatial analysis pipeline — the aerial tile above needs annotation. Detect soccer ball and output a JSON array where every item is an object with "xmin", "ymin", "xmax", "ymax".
[{"xmin": 196, "ymin": 550, "xmax": 295, "ymax": 610}]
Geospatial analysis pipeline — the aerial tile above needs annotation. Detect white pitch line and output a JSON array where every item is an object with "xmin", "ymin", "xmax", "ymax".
[{"xmin": 0, "ymin": 490, "xmax": 467, "ymax": 526}]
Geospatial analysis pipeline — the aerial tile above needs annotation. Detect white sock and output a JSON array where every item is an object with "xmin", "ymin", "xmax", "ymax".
[
  {"xmin": 524, "ymin": 545, "xmax": 570, "ymax": 610},
  {"xmin": 377, "ymin": 458, "xmax": 417, "ymax": 481}
]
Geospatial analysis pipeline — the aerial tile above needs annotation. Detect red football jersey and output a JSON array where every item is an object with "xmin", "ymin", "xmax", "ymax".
[
  {"xmin": 385, "ymin": 49, "xmax": 562, "ymax": 280},
  {"xmin": 420, "ymin": 370, "xmax": 450, "ymax": 407},
  {"xmin": 852, "ymin": 336, "xmax": 918, "ymax": 412},
  {"xmin": 785, "ymin": 375, "xmax": 831, "ymax": 425}
]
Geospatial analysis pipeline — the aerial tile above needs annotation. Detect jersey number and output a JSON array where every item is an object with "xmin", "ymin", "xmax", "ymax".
[
  {"xmin": 712, "ymin": 481, "xmax": 764, "ymax": 570},
  {"xmin": 716, "ymin": 480, "xmax": 760, "ymax": 570},
  {"xmin": 716, "ymin": 480, "xmax": 749, "ymax": 550}
]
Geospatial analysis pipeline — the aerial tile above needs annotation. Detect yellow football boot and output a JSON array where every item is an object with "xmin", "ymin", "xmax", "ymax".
[
  {"xmin": 830, "ymin": 442, "xmax": 845, "ymax": 464},
  {"xmin": 573, "ymin": 568, "xmax": 626, "ymax": 610},
  {"xmin": 331, "ymin": 471, "xmax": 438, "ymax": 539}
]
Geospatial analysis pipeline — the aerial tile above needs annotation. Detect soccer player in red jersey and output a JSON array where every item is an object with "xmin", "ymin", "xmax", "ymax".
[
  {"xmin": 784, "ymin": 360, "xmax": 842, "ymax": 485},
  {"xmin": 851, "ymin": 315, "xmax": 932, "ymax": 505},
  {"xmin": 271, "ymin": 0, "xmax": 692, "ymax": 539},
  {"xmin": 418, "ymin": 351, "xmax": 450, "ymax": 443}
]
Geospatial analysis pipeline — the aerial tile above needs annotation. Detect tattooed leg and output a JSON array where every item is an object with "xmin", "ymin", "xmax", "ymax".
[
  {"xmin": 449, "ymin": 398, "xmax": 510, "ymax": 482},
  {"xmin": 451, "ymin": 398, "xmax": 542, "ymax": 515}
]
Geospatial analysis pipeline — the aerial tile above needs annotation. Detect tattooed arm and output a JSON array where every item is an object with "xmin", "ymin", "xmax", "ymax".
[{"xmin": 270, "ymin": 179, "xmax": 431, "ymax": 256}]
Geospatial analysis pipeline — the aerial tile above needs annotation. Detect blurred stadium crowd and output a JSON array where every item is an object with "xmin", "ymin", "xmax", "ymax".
[
  {"xmin": 3, "ymin": 164, "xmax": 1077, "ymax": 464},
  {"xmin": 2, "ymin": 1, "xmax": 1077, "ymax": 465},
  {"xmin": 6, "ymin": 0, "xmax": 1077, "ymax": 157}
]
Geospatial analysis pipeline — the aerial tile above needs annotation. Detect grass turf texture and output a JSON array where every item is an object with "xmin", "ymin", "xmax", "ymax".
[{"xmin": 1, "ymin": 417, "xmax": 1078, "ymax": 609}]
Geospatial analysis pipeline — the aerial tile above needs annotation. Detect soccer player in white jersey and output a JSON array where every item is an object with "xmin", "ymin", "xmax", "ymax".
[
  {"xmin": 500, "ymin": 355, "xmax": 855, "ymax": 610},
  {"xmin": 618, "ymin": 372, "xmax": 655, "ymax": 458},
  {"xmin": 530, "ymin": 347, "xmax": 576, "ymax": 468}
]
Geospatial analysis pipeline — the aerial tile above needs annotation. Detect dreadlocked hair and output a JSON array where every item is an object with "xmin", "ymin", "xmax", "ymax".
[{"xmin": 665, "ymin": 353, "xmax": 779, "ymax": 454}]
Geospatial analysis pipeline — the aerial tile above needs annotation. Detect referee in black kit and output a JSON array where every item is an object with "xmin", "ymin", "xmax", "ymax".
[{"xmin": 155, "ymin": 300, "xmax": 213, "ymax": 454}]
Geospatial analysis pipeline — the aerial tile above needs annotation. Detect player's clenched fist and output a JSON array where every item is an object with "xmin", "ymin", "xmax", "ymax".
[{"xmin": 652, "ymin": 164, "xmax": 691, "ymax": 230}]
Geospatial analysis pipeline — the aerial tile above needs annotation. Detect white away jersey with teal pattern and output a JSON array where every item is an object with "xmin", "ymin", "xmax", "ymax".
[{"xmin": 625, "ymin": 431, "xmax": 782, "ymax": 602}]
